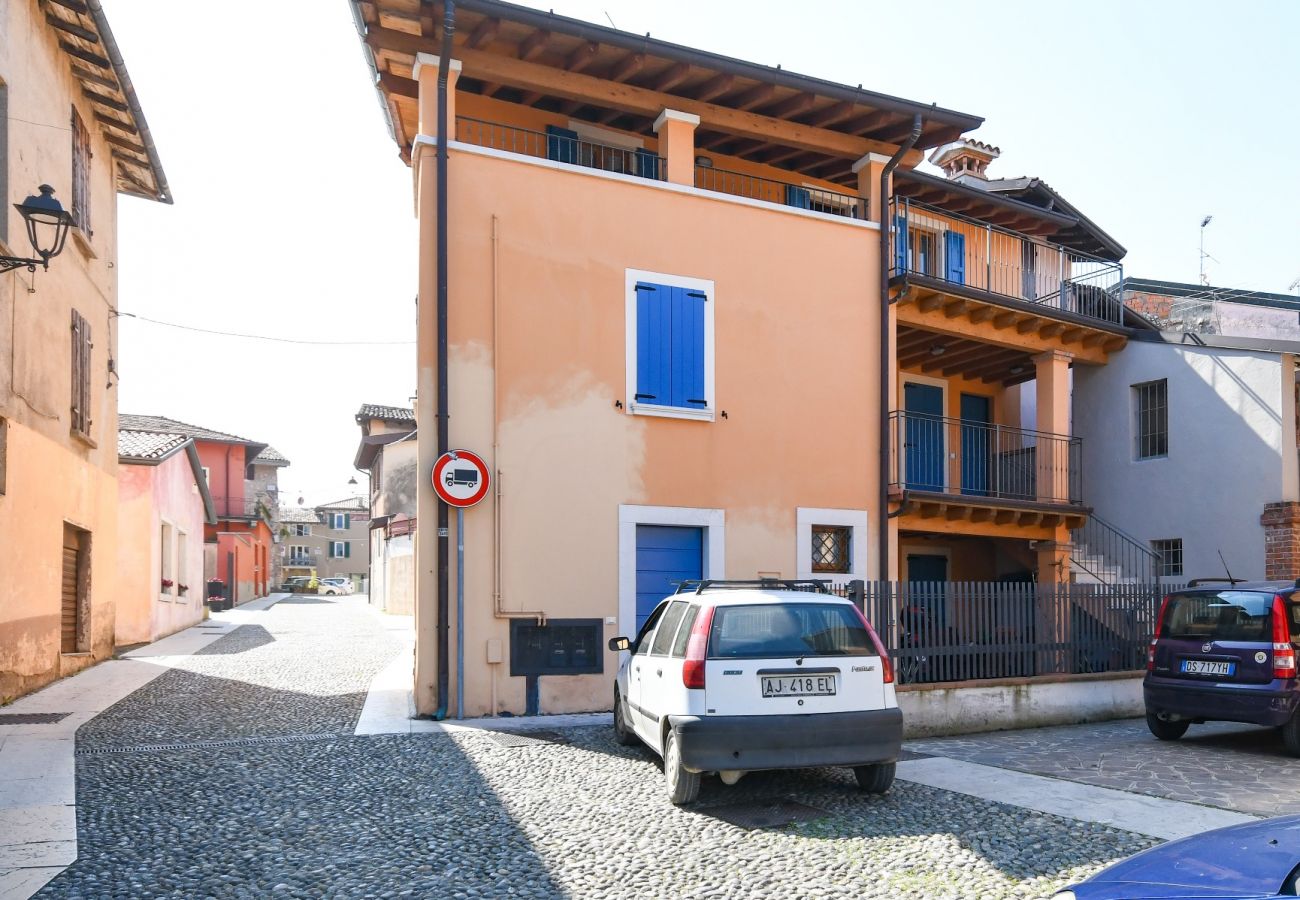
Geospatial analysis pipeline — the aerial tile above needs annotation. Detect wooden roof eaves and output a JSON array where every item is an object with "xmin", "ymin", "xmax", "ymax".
[{"xmin": 416, "ymin": 0, "xmax": 984, "ymax": 147}]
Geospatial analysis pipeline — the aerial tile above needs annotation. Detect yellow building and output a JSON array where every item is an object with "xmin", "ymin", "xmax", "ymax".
[
  {"xmin": 0, "ymin": 0, "xmax": 169, "ymax": 702},
  {"xmin": 354, "ymin": 0, "xmax": 1150, "ymax": 718}
]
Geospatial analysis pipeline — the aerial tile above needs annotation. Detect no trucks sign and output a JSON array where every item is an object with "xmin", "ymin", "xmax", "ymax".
[{"xmin": 432, "ymin": 449, "xmax": 490, "ymax": 508}]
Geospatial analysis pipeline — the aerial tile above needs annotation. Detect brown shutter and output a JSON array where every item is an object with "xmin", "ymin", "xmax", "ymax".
[
  {"xmin": 69, "ymin": 310, "xmax": 92, "ymax": 435},
  {"xmin": 61, "ymin": 525, "xmax": 82, "ymax": 653},
  {"xmin": 71, "ymin": 108, "xmax": 91, "ymax": 236},
  {"xmin": 81, "ymin": 316, "xmax": 92, "ymax": 432}
]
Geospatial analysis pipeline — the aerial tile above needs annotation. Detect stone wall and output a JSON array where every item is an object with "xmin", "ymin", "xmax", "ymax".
[{"xmin": 1262, "ymin": 501, "xmax": 1300, "ymax": 580}]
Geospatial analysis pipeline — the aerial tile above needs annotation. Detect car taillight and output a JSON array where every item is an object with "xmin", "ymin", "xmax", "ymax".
[
  {"xmin": 682, "ymin": 605, "xmax": 715, "ymax": 690},
  {"xmin": 1148, "ymin": 594, "xmax": 1171, "ymax": 671},
  {"xmin": 851, "ymin": 604, "xmax": 894, "ymax": 684},
  {"xmin": 1273, "ymin": 595, "xmax": 1296, "ymax": 679}
]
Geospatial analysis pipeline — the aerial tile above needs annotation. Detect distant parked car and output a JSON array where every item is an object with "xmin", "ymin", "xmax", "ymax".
[
  {"xmin": 1144, "ymin": 579, "xmax": 1300, "ymax": 751},
  {"xmin": 608, "ymin": 579, "xmax": 901, "ymax": 805},
  {"xmin": 280, "ymin": 575, "xmax": 318, "ymax": 594},
  {"xmin": 1055, "ymin": 814, "xmax": 1300, "ymax": 899},
  {"xmin": 318, "ymin": 577, "xmax": 354, "ymax": 596}
]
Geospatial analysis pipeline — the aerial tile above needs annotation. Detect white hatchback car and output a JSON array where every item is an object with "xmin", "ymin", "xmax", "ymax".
[
  {"xmin": 318, "ymin": 577, "xmax": 354, "ymax": 596},
  {"xmin": 609, "ymin": 580, "xmax": 903, "ymax": 805}
]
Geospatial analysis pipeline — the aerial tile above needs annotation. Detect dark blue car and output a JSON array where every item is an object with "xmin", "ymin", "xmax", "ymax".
[
  {"xmin": 1144, "ymin": 580, "xmax": 1300, "ymax": 750},
  {"xmin": 1056, "ymin": 815, "xmax": 1300, "ymax": 899}
]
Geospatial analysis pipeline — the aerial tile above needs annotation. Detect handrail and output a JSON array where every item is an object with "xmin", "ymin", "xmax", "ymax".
[
  {"xmin": 899, "ymin": 197, "xmax": 1117, "ymax": 266},
  {"xmin": 454, "ymin": 115, "xmax": 666, "ymax": 181},
  {"xmin": 1070, "ymin": 513, "xmax": 1161, "ymax": 586},
  {"xmin": 694, "ymin": 165, "xmax": 866, "ymax": 219}
]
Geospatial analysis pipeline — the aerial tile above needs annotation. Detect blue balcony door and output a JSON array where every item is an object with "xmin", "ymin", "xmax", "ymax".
[
  {"xmin": 635, "ymin": 525, "xmax": 703, "ymax": 632},
  {"xmin": 903, "ymin": 382, "xmax": 945, "ymax": 492},
  {"xmin": 959, "ymin": 394, "xmax": 992, "ymax": 497}
]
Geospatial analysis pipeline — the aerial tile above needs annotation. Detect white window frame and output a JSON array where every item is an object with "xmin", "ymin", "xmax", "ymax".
[
  {"xmin": 331, "ymin": 541, "xmax": 347, "ymax": 558},
  {"xmin": 624, "ymin": 268, "xmax": 716, "ymax": 422},
  {"xmin": 796, "ymin": 508, "xmax": 868, "ymax": 584},
  {"xmin": 618, "ymin": 504, "xmax": 725, "ymax": 639},
  {"xmin": 332, "ymin": 512, "xmax": 346, "ymax": 529},
  {"xmin": 160, "ymin": 519, "xmax": 175, "ymax": 596},
  {"xmin": 292, "ymin": 523, "xmax": 311, "ymax": 537}
]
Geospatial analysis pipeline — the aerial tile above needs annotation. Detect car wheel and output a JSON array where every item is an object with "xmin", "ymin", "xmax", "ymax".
[
  {"xmin": 663, "ymin": 730, "xmax": 700, "ymax": 806},
  {"xmin": 853, "ymin": 762, "xmax": 896, "ymax": 794},
  {"xmin": 612, "ymin": 689, "xmax": 636, "ymax": 747},
  {"xmin": 1282, "ymin": 713, "xmax": 1300, "ymax": 757},
  {"xmin": 1146, "ymin": 712, "xmax": 1190, "ymax": 741}
]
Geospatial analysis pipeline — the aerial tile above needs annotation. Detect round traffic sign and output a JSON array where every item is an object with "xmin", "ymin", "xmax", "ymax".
[{"xmin": 432, "ymin": 449, "xmax": 490, "ymax": 508}]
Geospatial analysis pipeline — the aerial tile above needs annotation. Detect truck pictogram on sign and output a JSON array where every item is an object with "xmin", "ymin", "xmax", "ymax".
[{"xmin": 431, "ymin": 450, "xmax": 490, "ymax": 508}]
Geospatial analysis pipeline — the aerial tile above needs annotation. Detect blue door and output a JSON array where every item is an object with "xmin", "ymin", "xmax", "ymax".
[
  {"xmin": 635, "ymin": 526, "xmax": 703, "ymax": 631},
  {"xmin": 903, "ymin": 383, "xmax": 944, "ymax": 492},
  {"xmin": 960, "ymin": 394, "xmax": 992, "ymax": 497}
]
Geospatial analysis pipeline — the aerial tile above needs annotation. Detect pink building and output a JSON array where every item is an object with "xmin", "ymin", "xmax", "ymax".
[{"xmin": 117, "ymin": 428, "xmax": 216, "ymax": 645}]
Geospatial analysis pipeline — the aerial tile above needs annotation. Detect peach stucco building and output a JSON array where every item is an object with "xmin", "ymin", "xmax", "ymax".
[
  {"xmin": 0, "ymin": 1, "xmax": 170, "ymax": 702},
  {"xmin": 355, "ymin": 0, "xmax": 1150, "ymax": 719},
  {"xmin": 117, "ymin": 428, "xmax": 217, "ymax": 645}
]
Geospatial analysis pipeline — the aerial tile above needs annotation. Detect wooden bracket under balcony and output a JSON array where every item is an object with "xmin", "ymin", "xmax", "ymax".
[{"xmin": 895, "ymin": 491, "xmax": 1088, "ymax": 539}]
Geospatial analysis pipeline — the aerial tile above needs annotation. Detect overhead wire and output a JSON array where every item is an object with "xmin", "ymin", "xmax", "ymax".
[{"xmin": 113, "ymin": 310, "xmax": 415, "ymax": 346}]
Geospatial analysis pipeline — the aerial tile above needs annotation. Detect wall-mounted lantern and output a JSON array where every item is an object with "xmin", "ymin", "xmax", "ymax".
[{"xmin": 2, "ymin": 185, "xmax": 76, "ymax": 275}]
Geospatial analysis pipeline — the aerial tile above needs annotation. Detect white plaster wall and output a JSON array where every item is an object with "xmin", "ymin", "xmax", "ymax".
[
  {"xmin": 899, "ymin": 675, "xmax": 1143, "ymax": 738},
  {"xmin": 1073, "ymin": 341, "xmax": 1287, "ymax": 580}
]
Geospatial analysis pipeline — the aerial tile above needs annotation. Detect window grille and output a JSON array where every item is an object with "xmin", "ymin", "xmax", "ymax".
[
  {"xmin": 1134, "ymin": 379, "xmax": 1168, "ymax": 460},
  {"xmin": 1152, "ymin": 538, "xmax": 1183, "ymax": 577},
  {"xmin": 811, "ymin": 525, "xmax": 851, "ymax": 574}
]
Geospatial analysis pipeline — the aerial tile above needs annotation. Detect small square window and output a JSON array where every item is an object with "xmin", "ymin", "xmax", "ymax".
[
  {"xmin": 1134, "ymin": 379, "xmax": 1168, "ymax": 460},
  {"xmin": 811, "ymin": 525, "xmax": 851, "ymax": 574},
  {"xmin": 1152, "ymin": 538, "xmax": 1183, "ymax": 577}
]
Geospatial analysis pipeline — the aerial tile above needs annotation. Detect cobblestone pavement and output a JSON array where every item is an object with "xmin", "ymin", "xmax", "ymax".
[
  {"xmin": 911, "ymin": 718, "xmax": 1300, "ymax": 817},
  {"xmin": 38, "ymin": 596, "xmax": 1156, "ymax": 899}
]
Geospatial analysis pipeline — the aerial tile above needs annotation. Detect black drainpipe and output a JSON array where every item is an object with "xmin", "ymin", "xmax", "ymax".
[
  {"xmin": 434, "ymin": 0, "xmax": 456, "ymax": 720},
  {"xmin": 878, "ymin": 114, "xmax": 924, "ymax": 585}
]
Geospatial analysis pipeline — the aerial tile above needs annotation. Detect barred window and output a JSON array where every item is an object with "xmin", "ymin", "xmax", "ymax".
[
  {"xmin": 811, "ymin": 525, "xmax": 851, "ymax": 574},
  {"xmin": 1134, "ymin": 379, "xmax": 1168, "ymax": 460},
  {"xmin": 1152, "ymin": 538, "xmax": 1183, "ymax": 577}
]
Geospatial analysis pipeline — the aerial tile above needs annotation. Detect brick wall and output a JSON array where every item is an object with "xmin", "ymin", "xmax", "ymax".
[{"xmin": 1261, "ymin": 502, "xmax": 1300, "ymax": 580}]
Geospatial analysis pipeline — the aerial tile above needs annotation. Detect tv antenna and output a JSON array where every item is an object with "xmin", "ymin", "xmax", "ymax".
[{"xmin": 1199, "ymin": 215, "xmax": 1213, "ymax": 286}]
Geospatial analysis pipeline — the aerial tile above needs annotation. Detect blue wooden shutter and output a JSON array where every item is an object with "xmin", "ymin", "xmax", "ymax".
[
  {"xmin": 784, "ymin": 184, "xmax": 812, "ymax": 210},
  {"xmin": 893, "ymin": 216, "xmax": 908, "ymax": 273},
  {"xmin": 343, "ymin": 542, "xmax": 351, "ymax": 559},
  {"xmin": 344, "ymin": 513, "xmax": 352, "ymax": 530},
  {"xmin": 634, "ymin": 148, "xmax": 658, "ymax": 180},
  {"xmin": 327, "ymin": 543, "xmax": 335, "ymax": 559},
  {"xmin": 944, "ymin": 231, "xmax": 966, "ymax": 285},
  {"xmin": 670, "ymin": 287, "xmax": 707, "ymax": 409},
  {"xmin": 635, "ymin": 283, "xmax": 670, "ymax": 404},
  {"xmin": 545, "ymin": 125, "xmax": 578, "ymax": 164}
]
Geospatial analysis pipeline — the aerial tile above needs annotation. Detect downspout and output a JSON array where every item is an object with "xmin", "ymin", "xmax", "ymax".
[
  {"xmin": 878, "ymin": 114, "xmax": 924, "ymax": 584},
  {"xmin": 433, "ymin": 1, "xmax": 456, "ymax": 721}
]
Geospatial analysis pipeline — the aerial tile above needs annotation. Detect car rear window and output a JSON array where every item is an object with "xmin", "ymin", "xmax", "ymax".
[
  {"xmin": 1162, "ymin": 591, "xmax": 1275, "ymax": 642},
  {"xmin": 649, "ymin": 602, "xmax": 687, "ymax": 656},
  {"xmin": 707, "ymin": 603, "xmax": 873, "ymax": 659}
]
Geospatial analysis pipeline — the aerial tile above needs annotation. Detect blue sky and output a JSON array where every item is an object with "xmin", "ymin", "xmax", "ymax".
[{"xmin": 105, "ymin": 0, "xmax": 1299, "ymax": 502}]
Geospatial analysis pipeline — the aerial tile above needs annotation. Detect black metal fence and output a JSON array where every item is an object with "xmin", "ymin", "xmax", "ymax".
[
  {"xmin": 455, "ymin": 116, "xmax": 666, "ymax": 181},
  {"xmin": 888, "ymin": 412, "xmax": 1082, "ymax": 505},
  {"xmin": 831, "ymin": 580, "xmax": 1176, "ymax": 686},
  {"xmin": 695, "ymin": 165, "xmax": 866, "ymax": 219}
]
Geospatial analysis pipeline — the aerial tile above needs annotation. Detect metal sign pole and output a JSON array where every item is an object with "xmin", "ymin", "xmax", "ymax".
[{"xmin": 456, "ymin": 506, "xmax": 465, "ymax": 720}]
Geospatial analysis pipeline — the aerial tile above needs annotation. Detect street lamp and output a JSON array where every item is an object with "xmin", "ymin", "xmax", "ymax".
[{"xmin": 2, "ymin": 185, "xmax": 76, "ymax": 274}]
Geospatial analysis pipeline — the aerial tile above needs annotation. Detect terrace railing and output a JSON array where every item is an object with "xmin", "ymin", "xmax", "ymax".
[
  {"xmin": 694, "ymin": 165, "xmax": 867, "ymax": 219},
  {"xmin": 888, "ymin": 412, "xmax": 1082, "ymax": 506},
  {"xmin": 889, "ymin": 196, "xmax": 1125, "ymax": 325},
  {"xmin": 455, "ymin": 116, "xmax": 666, "ymax": 181}
]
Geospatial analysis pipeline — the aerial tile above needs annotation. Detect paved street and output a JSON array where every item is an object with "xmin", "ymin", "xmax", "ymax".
[{"xmin": 17, "ymin": 594, "xmax": 1299, "ymax": 899}]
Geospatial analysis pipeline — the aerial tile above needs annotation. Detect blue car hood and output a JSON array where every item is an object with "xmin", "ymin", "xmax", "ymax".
[{"xmin": 1069, "ymin": 815, "xmax": 1300, "ymax": 900}]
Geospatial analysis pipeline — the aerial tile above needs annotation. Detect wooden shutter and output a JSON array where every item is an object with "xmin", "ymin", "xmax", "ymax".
[
  {"xmin": 783, "ymin": 184, "xmax": 812, "ymax": 210},
  {"xmin": 343, "ymin": 542, "xmax": 351, "ymax": 559},
  {"xmin": 61, "ymin": 525, "xmax": 82, "ymax": 653},
  {"xmin": 893, "ymin": 216, "xmax": 908, "ymax": 273},
  {"xmin": 69, "ymin": 310, "xmax": 92, "ymax": 436},
  {"xmin": 344, "ymin": 513, "xmax": 351, "ymax": 530},
  {"xmin": 71, "ymin": 108, "xmax": 91, "ymax": 235},
  {"xmin": 544, "ymin": 125, "xmax": 579, "ymax": 164},
  {"xmin": 670, "ymin": 287, "xmax": 707, "ymax": 409},
  {"xmin": 634, "ymin": 283, "xmax": 669, "ymax": 404},
  {"xmin": 944, "ymin": 231, "xmax": 966, "ymax": 285}
]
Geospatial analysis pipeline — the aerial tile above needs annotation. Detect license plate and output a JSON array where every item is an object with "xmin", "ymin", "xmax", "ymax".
[
  {"xmin": 761, "ymin": 675, "xmax": 836, "ymax": 697},
  {"xmin": 1181, "ymin": 659, "xmax": 1235, "ymax": 677}
]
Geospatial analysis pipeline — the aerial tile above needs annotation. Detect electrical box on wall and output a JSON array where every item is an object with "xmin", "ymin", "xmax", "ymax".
[
  {"xmin": 486, "ymin": 638, "xmax": 503, "ymax": 665},
  {"xmin": 509, "ymin": 619, "xmax": 603, "ymax": 677}
]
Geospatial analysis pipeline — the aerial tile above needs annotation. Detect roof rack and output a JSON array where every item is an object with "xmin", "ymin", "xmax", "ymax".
[
  {"xmin": 1186, "ymin": 577, "xmax": 1246, "ymax": 587},
  {"xmin": 673, "ymin": 578, "xmax": 832, "ymax": 595}
]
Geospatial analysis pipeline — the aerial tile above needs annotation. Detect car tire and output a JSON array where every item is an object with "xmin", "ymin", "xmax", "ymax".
[
  {"xmin": 612, "ymin": 690, "xmax": 636, "ymax": 747},
  {"xmin": 663, "ymin": 730, "xmax": 700, "ymax": 806},
  {"xmin": 853, "ymin": 762, "xmax": 896, "ymax": 794},
  {"xmin": 1282, "ymin": 713, "xmax": 1300, "ymax": 757},
  {"xmin": 1146, "ymin": 712, "xmax": 1190, "ymax": 741}
]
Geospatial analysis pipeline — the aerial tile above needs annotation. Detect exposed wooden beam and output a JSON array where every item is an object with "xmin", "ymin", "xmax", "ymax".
[
  {"xmin": 970, "ymin": 508, "xmax": 993, "ymax": 523},
  {"xmin": 47, "ymin": 0, "xmax": 89, "ymax": 14},
  {"xmin": 1038, "ymin": 322, "xmax": 1065, "ymax": 339},
  {"xmin": 102, "ymin": 132, "xmax": 146, "ymax": 155},
  {"xmin": 805, "ymin": 100, "xmax": 855, "ymax": 128},
  {"xmin": 519, "ymin": 91, "xmax": 543, "ymax": 106},
  {"xmin": 466, "ymin": 17, "xmax": 500, "ymax": 49},
  {"xmin": 918, "ymin": 294, "xmax": 945, "ymax": 313},
  {"xmin": 759, "ymin": 146, "xmax": 811, "ymax": 167},
  {"xmin": 380, "ymin": 71, "xmax": 418, "ymax": 99},
  {"xmin": 58, "ymin": 40, "xmax": 109, "ymax": 69},
  {"xmin": 94, "ymin": 111, "xmax": 135, "ymax": 134},
  {"xmin": 70, "ymin": 64, "xmax": 119, "ymax": 92},
  {"xmin": 693, "ymin": 72, "xmax": 734, "ymax": 102},
  {"xmin": 651, "ymin": 61, "xmax": 691, "ymax": 92},
  {"xmin": 518, "ymin": 28, "xmax": 551, "ymax": 62},
  {"xmin": 565, "ymin": 41, "xmax": 600, "ymax": 74},
  {"xmin": 967, "ymin": 305, "xmax": 995, "ymax": 324},
  {"xmin": 1060, "ymin": 327, "xmax": 1085, "ymax": 344},
  {"xmin": 81, "ymin": 89, "xmax": 129, "ymax": 113},
  {"xmin": 994, "ymin": 510, "xmax": 1015, "ymax": 525},
  {"xmin": 942, "ymin": 300, "xmax": 967, "ymax": 319},
  {"xmin": 608, "ymin": 51, "xmax": 645, "ymax": 83},
  {"xmin": 1082, "ymin": 333, "xmax": 1109, "ymax": 348},
  {"xmin": 1016, "ymin": 316, "xmax": 1044, "ymax": 334},
  {"xmin": 841, "ymin": 109, "xmax": 893, "ymax": 134},
  {"xmin": 762, "ymin": 91, "xmax": 816, "ymax": 118},
  {"xmin": 992, "ymin": 311, "xmax": 1019, "ymax": 329},
  {"xmin": 1103, "ymin": 336, "xmax": 1127, "ymax": 352},
  {"xmin": 45, "ymin": 13, "xmax": 99, "ymax": 43},
  {"xmin": 731, "ymin": 82, "xmax": 775, "ymax": 110},
  {"xmin": 947, "ymin": 506, "xmax": 971, "ymax": 522}
]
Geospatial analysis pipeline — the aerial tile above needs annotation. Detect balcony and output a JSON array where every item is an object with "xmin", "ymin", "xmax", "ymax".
[
  {"xmin": 889, "ymin": 412, "xmax": 1082, "ymax": 518},
  {"xmin": 454, "ymin": 116, "xmax": 866, "ymax": 220},
  {"xmin": 211, "ymin": 496, "xmax": 269, "ymax": 521},
  {"xmin": 889, "ymin": 197, "xmax": 1125, "ymax": 328},
  {"xmin": 284, "ymin": 554, "xmax": 319, "ymax": 568}
]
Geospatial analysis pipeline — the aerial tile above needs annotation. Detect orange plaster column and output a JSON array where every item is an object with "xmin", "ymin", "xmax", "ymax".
[
  {"xmin": 1034, "ymin": 349, "xmax": 1074, "ymax": 589},
  {"xmin": 852, "ymin": 152, "xmax": 891, "ymax": 226},
  {"xmin": 653, "ymin": 109, "xmax": 699, "ymax": 187},
  {"xmin": 411, "ymin": 52, "xmax": 461, "ymax": 716}
]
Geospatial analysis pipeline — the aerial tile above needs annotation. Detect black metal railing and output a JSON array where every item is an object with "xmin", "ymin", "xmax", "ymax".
[
  {"xmin": 284, "ymin": 554, "xmax": 318, "ymax": 567},
  {"xmin": 211, "ymin": 496, "xmax": 269, "ymax": 520},
  {"xmin": 888, "ymin": 197, "xmax": 1125, "ymax": 325},
  {"xmin": 1070, "ymin": 514, "xmax": 1162, "ymax": 586},
  {"xmin": 455, "ymin": 116, "xmax": 666, "ymax": 181},
  {"xmin": 838, "ymin": 580, "xmax": 1179, "ymax": 685},
  {"xmin": 888, "ymin": 412, "xmax": 1082, "ymax": 505},
  {"xmin": 695, "ymin": 165, "xmax": 866, "ymax": 219}
]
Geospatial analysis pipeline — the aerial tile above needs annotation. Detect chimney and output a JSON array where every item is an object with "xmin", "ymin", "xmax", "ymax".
[{"xmin": 928, "ymin": 139, "xmax": 1001, "ymax": 184}]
